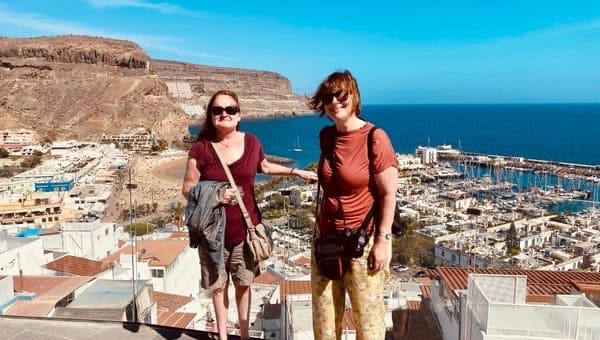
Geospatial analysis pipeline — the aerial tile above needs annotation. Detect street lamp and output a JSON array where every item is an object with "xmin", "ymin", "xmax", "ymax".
[{"xmin": 127, "ymin": 166, "xmax": 138, "ymax": 323}]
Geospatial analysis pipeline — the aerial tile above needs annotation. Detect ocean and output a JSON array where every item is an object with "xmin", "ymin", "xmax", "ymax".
[{"xmin": 190, "ymin": 103, "xmax": 600, "ymax": 169}]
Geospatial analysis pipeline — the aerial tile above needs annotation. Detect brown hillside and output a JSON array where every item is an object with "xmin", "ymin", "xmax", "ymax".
[
  {"xmin": 151, "ymin": 60, "xmax": 309, "ymax": 118},
  {"xmin": 0, "ymin": 35, "xmax": 310, "ymax": 143}
]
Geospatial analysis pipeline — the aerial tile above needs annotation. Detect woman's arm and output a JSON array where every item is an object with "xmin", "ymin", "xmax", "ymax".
[
  {"xmin": 373, "ymin": 166, "xmax": 398, "ymax": 240},
  {"xmin": 368, "ymin": 166, "xmax": 398, "ymax": 272},
  {"xmin": 260, "ymin": 159, "xmax": 318, "ymax": 181},
  {"xmin": 181, "ymin": 157, "xmax": 201, "ymax": 200}
]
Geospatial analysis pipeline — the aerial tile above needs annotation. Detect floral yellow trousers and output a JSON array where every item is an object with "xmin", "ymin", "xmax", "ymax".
[{"xmin": 311, "ymin": 238, "xmax": 390, "ymax": 340}]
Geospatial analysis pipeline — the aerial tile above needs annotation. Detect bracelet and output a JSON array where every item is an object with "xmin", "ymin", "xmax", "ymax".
[{"xmin": 289, "ymin": 168, "xmax": 295, "ymax": 175}]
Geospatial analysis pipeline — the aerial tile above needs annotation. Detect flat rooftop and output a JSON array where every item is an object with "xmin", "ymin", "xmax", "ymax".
[{"xmin": 0, "ymin": 315, "xmax": 254, "ymax": 339}]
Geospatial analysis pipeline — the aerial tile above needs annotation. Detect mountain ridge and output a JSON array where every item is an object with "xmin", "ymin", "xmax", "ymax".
[{"xmin": 0, "ymin": 35, "xmax": 309, "ymax": 143}]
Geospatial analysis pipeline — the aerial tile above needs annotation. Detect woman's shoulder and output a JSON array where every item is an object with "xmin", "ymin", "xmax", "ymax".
[
  {"xmin": 190, "ymin": 138, "xmax": 211, "ymax": 156},
  {"xmin": 364, "ymin": 122, "xmax": 390, "ymax": 141},
  {"xmin": 318, "ymin": 125, "xmax": 336, "ymax": 140},
  {"xmin": 243, "ymin": 132, "xmax": 263, "ymax": 146}
]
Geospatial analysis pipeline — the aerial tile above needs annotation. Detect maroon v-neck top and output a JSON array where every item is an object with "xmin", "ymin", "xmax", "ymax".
[{"xmin": 189, "ymin": 133, "xmax": 265, "ymax": 244}]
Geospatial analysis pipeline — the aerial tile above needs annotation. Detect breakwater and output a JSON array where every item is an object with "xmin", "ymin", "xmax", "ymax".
[{"xmin": 442, "ymin": 151, "xmax": 600, "ymax": 184}]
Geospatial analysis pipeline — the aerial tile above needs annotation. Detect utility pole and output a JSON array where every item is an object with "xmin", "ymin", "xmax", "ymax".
[{"xmin": 127, "ymin": 166, "xmax": 138, "ymax": 323}]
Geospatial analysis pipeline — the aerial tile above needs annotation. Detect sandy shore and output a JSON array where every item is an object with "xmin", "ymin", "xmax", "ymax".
[{"xmin": 113, "ymin": 153, "xmax": 189, "ymax": 212}]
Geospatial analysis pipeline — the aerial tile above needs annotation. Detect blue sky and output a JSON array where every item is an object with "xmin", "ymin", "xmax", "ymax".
[{"xmin": 1, "ymin": 1, "xmax": 599, "ymax": 104}]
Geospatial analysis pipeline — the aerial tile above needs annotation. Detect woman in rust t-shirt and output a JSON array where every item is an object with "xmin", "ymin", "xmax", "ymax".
[
  {"xmin": 181, "ymin": 90, "xmax": 317, "ymax": 340},
  {"xmin": 308, "ymin": 71, "xmax": 399, "ymax": 340}
]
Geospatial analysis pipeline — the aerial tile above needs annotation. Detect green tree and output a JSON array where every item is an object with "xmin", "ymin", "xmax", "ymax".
[
  {"xmin": 157, "ymin": 138, "xmax": 168, "ymax": 151},
  {"xmin": 165, "ymin": 201, "xmax": 186, "ymax": 231},
  {"xmin": 124, "ymin": 222, "xmax": 155, "ymax": 236},
  {"xmin": 505, "ymin": 222, "xmax": 520, "ymax": 255},
  {"xmin": 393, "ymin": 216, "xmax": 434, "ymax": 265},
  {"xmin": 20, "ymin": 155, "xmax": 42, "ymax": 168}
]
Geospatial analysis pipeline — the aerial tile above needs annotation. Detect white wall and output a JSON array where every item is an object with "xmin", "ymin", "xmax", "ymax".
[
  {"xmin": 42, "ymin": 222, "xmax": 119, "ymax": 260},
  {"xmin": 430, "ymin": 281, "xmax": 460, "ymax": 340},
  {"xmin": 0, "ymin": 275, "xmax": 14, "ymax": 305},
  {"xmin": 0, "ymin": 237, "xmax": 45, "ymax": 275},
  {"xmin": 434, "ymin": 245, "xmax": 490, "ymax": 267}
]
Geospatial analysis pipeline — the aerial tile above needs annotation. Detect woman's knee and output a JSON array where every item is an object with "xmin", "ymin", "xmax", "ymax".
[{"xmin": 212, "ymin": 281, "xmax": 229, "ymax": 295}]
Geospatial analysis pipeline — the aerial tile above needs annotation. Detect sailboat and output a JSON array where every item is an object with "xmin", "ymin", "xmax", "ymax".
[{"xmin": 290, "ymin": 136, "xmax": 302, "ymax": 152}]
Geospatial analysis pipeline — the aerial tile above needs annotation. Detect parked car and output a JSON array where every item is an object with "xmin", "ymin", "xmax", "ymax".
[
  {"xmin": 394, "ymin": 265, "xmax": 409, "ymax": 272},
  {"xmin": 414, "ymin": 270, "xmax": 427, "ymax": 277}
]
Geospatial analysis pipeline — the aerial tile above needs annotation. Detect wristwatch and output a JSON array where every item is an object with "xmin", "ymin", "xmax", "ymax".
[{"xmin": 377, "ymin": 232, "xmax": 392, "ymax": 240}]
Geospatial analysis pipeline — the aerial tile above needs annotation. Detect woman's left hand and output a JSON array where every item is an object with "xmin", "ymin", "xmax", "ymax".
[
  {"xmin": 294, "ymin": 169, "xmax": 318, "ymax": 182},
  {"xmin": 368, "ymin": 239, "xmax": 391, "ymax": 272}
]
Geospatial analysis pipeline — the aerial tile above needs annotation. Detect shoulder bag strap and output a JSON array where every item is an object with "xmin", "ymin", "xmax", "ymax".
[
  {"xmin": 361, "ymin": 125, "xmax": 378, "ymax": 233},
  {"xmin": 210, "ymin": 142, "xmax": 256, "ymax": 230}
]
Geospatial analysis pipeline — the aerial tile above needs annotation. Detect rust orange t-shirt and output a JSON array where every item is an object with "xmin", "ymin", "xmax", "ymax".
[{"xmin": 317, "ymin": 123, "xmax": 398, "ymax": 235}]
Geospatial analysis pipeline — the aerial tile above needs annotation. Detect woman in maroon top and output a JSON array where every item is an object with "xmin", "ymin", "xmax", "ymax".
[
  {"xmin": 182, "ymin": 90, "xmax": 316, "ymax": 340},
  {"xmin": 308, "ymin": 71, "xmax": 398, "ymax": 339}
]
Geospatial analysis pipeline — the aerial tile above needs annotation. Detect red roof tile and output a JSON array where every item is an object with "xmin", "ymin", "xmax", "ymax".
[
  {"xmin": 151, "ymin": 290, "xmax": 196, "ymax": 329},
  {"xmin": 341, "ymin": 309, "xmax": 357, "ymax": 331},
  {"xmin": 45, "ymin": 255, "xmax": 113, "ymax": 276},
  {"xmin": 6, "ymin": 275, "xmax": 93, "ymax": 317},
  {"xmin": 158, "ymin": 311, "xmax": 195, "ymax": 328},
  {"xmin": 101, "ymin": 239, "xmax": 188, "ymax": 267},
  {"xmin": 433, "ymin": 267, "xmax": 600, "ymax": 299},
  {"xmin": 168, "ymin": 231, "xmax": 189, "ymax": 239},
  {"xmin": 254, "ymin": 271, "xmax": 282, "ymax": 285},
  {"xmin": 152, "ymin": 290, "xmax": 193, "ymax": 311},
  {"xmin": 294, "ymin": 256, "xmax": 311, "ymax": 267},
  {"xmin": 280, "ymin": 280, "xmax": 311, "ymax": 301}
]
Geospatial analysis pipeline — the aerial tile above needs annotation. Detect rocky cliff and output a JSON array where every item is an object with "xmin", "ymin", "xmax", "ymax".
[
  {"xmin": 151, "ymin": 60, "xmax": 309, "ymax": 119},
  {"xmin": 0, "ymin": 35, "xmax": 310, "ymax": 142}
]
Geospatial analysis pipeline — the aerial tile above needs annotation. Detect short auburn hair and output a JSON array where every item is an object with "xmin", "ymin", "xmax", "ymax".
[{"xmin": 308, "ymin": 70, "xmax": 361, "ymax": 117}]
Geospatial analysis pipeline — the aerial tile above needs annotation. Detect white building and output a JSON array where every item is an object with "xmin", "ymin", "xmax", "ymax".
[
  {"xmin": 101, "ymin": 128, "xmax": 155, "ymax": 151},
  {"xmin": 0, "ymin": 129, "xmax": 36, "ymax": 149},
  {"xmin": 0, "ymin": 236, "xmax": 46, "ymax": 276},
  {"xmin": 434, "ymin": 244, "xmax": 491, "ymax": 268},
  {"xmin": 397, "ymin": 153, "xmax": 423, "ymax": 169},
  {"xmin": 41, "ymin": 222, "xmax": 119, "ymax": 260},
  {"xmin": 50, "ymin": 140, "xmax": 78, "ymax": 156},
  {"xmin": 430, "ymin": 267, "xmax": 600, "ymax": 340},
  {"xmin": 103, "ymin": 239, "xmax": 201, "ymax": 297},
  {"xmin": 19, "ymin": 144, "xmax": 48, "ymax": 156},
  {"xmin": 416, "ymin": 146, "xmax": 438, "ymax": 165}
]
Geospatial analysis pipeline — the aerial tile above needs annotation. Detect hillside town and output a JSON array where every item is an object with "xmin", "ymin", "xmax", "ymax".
[{"xmin": 2, "ymin": 127, "xmax": 600, "ymax": 339}]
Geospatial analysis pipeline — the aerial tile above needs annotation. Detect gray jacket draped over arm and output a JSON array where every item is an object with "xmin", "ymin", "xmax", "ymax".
[{"xmin": 185, "ymin": 180, "xmax": 229, "ymax": 266}]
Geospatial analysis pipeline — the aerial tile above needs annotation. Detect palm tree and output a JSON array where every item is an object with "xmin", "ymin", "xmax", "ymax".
[{"xmin": 165, "ymin": 201, "xmax": 186, "ymax": 231}]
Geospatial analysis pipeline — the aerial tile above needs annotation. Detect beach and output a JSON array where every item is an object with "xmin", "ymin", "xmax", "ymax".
[{"xmin": 108, "ymin": 153, "xmax": 189, "ymax": 219}]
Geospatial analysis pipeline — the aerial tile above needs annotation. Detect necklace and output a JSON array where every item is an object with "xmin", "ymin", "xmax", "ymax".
[
  {"xmin": 216, "ymin": 133, "xmax": 237, "ymax": 148},
  {"xmin": 218, "ymin": 140, "xmax": 231, "ymax": 148}
]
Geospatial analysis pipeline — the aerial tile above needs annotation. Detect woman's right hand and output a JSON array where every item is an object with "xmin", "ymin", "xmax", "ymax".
[{"xmin": 221, "ymin": 187, "xmax": 241, "ymax": 205}]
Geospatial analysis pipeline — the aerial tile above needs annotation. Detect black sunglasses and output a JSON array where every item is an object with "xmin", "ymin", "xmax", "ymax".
[
  {"xmin": 323, "ymin": 90, "xmax": 350, "ymax": 104},
  {"xmin": 209, "ymin": 106, "xmax": 240, "ymax": 116}
]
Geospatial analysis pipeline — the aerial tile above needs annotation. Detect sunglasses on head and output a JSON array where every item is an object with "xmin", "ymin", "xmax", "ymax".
[
  {"xmin": 323, "ymin": 90, "xmax": 350, "ymax": 104},
  {"xmin": 209, "ymin": 106, "xmax": 240, "ymax": 116}
]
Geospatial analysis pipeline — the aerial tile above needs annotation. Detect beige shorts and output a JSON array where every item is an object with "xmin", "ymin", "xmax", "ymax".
[{"xmin": 199, "ymin": 241, "xmax": 256, "ymax": 291}]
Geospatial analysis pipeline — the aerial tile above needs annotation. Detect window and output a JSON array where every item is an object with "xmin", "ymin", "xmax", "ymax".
[{"xmin": 151, "ymin": 269, "xmax": 164, "ymax": 278}]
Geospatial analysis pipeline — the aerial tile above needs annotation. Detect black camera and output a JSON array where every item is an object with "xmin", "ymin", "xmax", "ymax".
[{"xmin": 345, "ymin": 228, "xmax": 368, "ymax": 258}]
